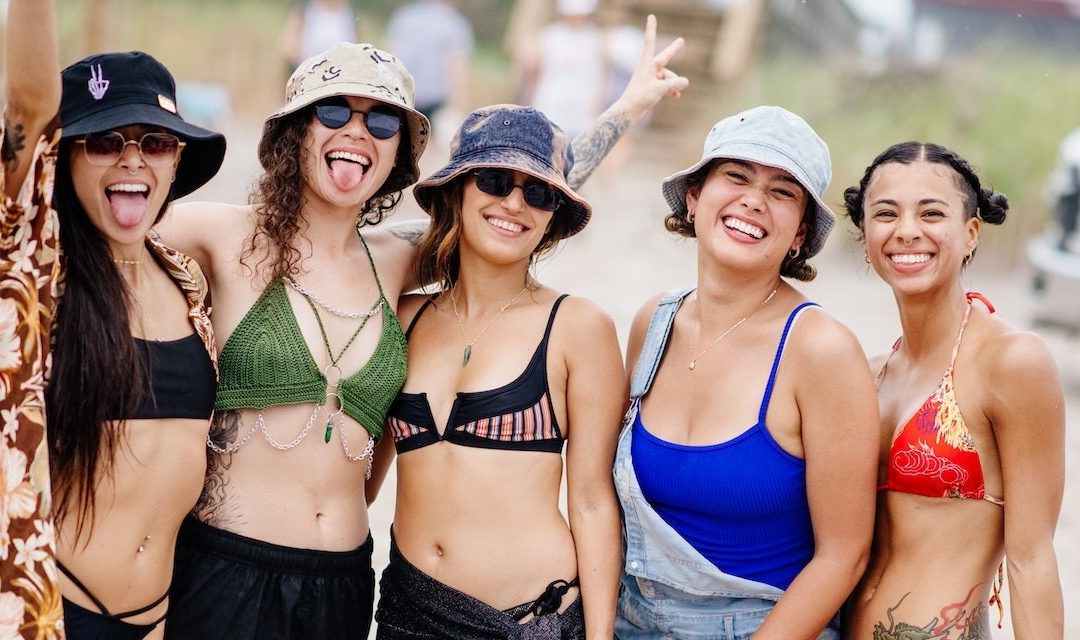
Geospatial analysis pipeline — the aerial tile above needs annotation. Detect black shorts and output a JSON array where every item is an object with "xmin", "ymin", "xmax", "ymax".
[
  {"xmin": 374, "ymin": 533, "xmax": 584, "ymax": 639},
  {"xmin": 165, "ymin": 516, "xmax": 375, "ymax": 640}
]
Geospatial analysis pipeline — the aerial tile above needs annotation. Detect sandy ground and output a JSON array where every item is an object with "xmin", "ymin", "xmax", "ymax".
[{"xmin": 188, "ymin": 122, "xmax": 1078, "ymax": 638}]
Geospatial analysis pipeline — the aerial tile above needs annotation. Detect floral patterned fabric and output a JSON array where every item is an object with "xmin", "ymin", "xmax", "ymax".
[{"xmin": 1, "ymin": 126, "xmax": 64, "ymax": 639}]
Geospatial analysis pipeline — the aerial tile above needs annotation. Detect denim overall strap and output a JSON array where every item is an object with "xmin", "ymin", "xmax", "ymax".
[{"xmin": 628, "ymin": 287, "xmax": 694, "ymax": 406}]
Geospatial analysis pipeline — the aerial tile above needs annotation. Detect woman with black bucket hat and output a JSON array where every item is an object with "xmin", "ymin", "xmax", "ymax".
[
  {"xmin": 46, "ymin": 50, "xmax": 224, "ymax": 639},
  {"xmin": 370, "ymin": 105, "xmax": 621, "ymax": 639},
  {"xmin": 154, "ymin": 18, "xmax": 686, "ymax": 639},
  {"xmin": 614, "ymin": 106, "xmax": 879, "ymax": 638}
]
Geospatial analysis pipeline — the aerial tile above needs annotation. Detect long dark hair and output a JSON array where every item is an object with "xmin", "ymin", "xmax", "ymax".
[
  {"xmin": 46, "ymin": 138, "xmax": 171, "ymax": 541},
  {"xmin": 247, "ymin": 107, "xmax": 410, "ymax": 281}
]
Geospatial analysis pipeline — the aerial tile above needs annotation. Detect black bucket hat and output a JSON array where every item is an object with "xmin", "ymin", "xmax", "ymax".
[{"xmin": 60, "ymin": 51, "xmax": 226, "ymax": 198}]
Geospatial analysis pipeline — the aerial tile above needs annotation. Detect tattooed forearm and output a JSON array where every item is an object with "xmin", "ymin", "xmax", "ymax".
[
  {"xmin": 1, "ymin": 119, "xmax": 26, "ymax": 170},
  {"xmin": 567, "ymin": 112, "xmax": 631, "ymax": 190},
  {"xmin": 196, "ymin": 410, "xmax": 243, "ymax": 527},
  {"xmin": 388, "ymin": 220, "xmax": 428, "ymax": 246}
]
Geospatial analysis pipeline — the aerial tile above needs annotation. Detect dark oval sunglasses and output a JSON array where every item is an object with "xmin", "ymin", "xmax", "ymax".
[
  {"xmin": 472, "ymin": 169, "xmax": 563, "ymax": 212},
  {"xmin": 314, "ymin": 99, "xmax": 402, "ymax": 140},
  {"xmin": 76, "ymin": 131, "xmax": 185, "ymax": 167}
]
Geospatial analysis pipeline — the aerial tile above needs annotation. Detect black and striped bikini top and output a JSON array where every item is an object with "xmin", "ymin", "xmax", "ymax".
[{"xmin": 385, "ymin": 294, "xmax": 568, "ymax": 455}]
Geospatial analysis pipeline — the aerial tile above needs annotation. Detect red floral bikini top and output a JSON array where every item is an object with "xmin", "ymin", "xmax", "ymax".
[{"xmin": 876, "ymin": 292, "xmax": 1004, "ymax": 507}]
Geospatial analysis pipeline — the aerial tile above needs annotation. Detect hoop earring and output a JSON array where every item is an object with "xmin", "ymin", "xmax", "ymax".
[
  {"xmin": 863, "ymin": 251, "xmax": 870, "ymax": 264},
  {"xmin": 687, "ymin": 207, "xmax": 696, "ymax": 223},
  {"xmin": 788, "ymin": 246, "xmax": 801, "ymax": 260}
]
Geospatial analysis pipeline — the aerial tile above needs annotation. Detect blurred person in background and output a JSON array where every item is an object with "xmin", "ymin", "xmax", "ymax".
[
  {"xmin": 157, "ymin": 18, "xmax": 685, "ymax": 637},
  {"xmin": 281, "ymin": 0, "xmax": 359, "ymax": 75},
  {"xmin": 843, "ymin": 141, "xmax": 1065, "ymax": 639},
  {"xmin": 386, "ymin": 0, "xmax": 473, "ymax": 128},
  {"xmin": 48, "ymin": 51, "xmax": 226, "ymax": 640},
  {"xmin": 518, "ymin": 0, "xmax": 609, "ymax": 141},
  {"xmin": 615, "ymin": 106, "xmax": 879, "ymax": 639},
  {"xmin": 0, "ymin": 1, "xmax": 63, "ymax": 637}
]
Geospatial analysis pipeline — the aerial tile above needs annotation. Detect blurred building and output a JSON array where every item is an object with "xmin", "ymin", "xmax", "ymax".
[{"xmin": 913, "ymin": 0, "xmax": 1080, "ymax": 53}]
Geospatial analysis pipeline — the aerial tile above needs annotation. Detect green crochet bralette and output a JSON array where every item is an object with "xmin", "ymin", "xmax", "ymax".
[{"xmin": 214, "ymin": 249, "xmax": 406, "ymax": 440}]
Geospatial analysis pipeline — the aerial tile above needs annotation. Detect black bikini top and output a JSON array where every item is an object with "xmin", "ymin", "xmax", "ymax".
[
  {"xmin": 385, "ymin": 295, "xmax": 569, "ymax": 455},
  {"xmin": 110, "ymin": 333, "xmax": 216, "ymax": 420}
]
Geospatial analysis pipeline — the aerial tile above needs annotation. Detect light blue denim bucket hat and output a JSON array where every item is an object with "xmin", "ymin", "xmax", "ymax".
[
  {"xmin": 413, "ymin": 105, "xmax": 592, "ymax": 239},
  {"xmin": 661, "ymin": 105, "xmax": 836, "ymax": 257}
]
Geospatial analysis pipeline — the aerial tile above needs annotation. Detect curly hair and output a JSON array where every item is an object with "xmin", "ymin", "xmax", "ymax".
[
  {"xmin": 663, "ymin": 160, "xmax": 819, "ymax": 281},
  {"xmin": 247, "ymin": 108, "xmax": 410, "ymax": 280},
  {"xmin": 414, "ymin": 175, "xmax": 566, "ymax": 291},
  {"xmin": 843, "ymin": 141, "xmax": 1009, "ymax": 261}
]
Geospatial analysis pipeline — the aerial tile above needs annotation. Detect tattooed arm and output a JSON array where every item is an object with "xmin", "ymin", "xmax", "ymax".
[
  {"xmin": 567, "ymin": 15, "xmax": 687, "ymax": 189},
  {"xmin": 2, "ymin": 0, "xmax": 60, "ymax": 199}
]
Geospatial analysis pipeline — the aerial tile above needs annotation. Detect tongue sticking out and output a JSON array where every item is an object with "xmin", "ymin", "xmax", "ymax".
[
  {"xmin": 108, "ymin": 192, "xmax": 149, "ymax": 227},
  {"xmin": 329, "ymin": 159, "xmax": 365, "ymax": 191}
]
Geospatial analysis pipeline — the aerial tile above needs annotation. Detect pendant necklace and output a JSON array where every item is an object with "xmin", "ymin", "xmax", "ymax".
[
  {"xmin": 449, "ymin": 280, "xmax": 532, "ymax": 367},
  {"xmin": 688, "ymin": 286, "xmax": 778, "ymax": 371},
  {"xmin": 299, "ymin": 291, "xmax": 380, "ymax": 442}
]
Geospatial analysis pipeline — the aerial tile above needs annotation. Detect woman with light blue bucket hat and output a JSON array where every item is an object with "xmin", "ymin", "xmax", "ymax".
[{"xmin": 615, "ymin": 106, "xmax": 880, "ymax": 638}]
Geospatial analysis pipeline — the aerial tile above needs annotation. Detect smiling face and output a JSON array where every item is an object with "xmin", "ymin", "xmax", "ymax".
[
  {"xmin": 686, "ymin": 159, "xmax": 809, "ymax": 272},
  {"xmin": 300, "ymin": 95, "xmax": 401, "ymax": 211},
  {"xmin": 862, "ymin": 160, "xmax": 980, "ymax": 295},
  {"xmin": 458, "ymin": 169, "xmax": 556, "ymax": 266},
  {"xmin": 70, "ymin": 125, "xmax": 178, "ymax": 252}
]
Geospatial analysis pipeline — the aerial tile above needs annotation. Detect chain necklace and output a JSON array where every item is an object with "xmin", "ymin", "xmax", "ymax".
[
  {"xmin": 285, "ymin": 276, "xmax": 367, "ymax": 320},
  {"xmin": 112, "ymin": 248, "xmax": 147, "ymax": 266},
  {"xmin": 688, "ymin": 287, "xmax": 778, "ymax": 371},
  {"xmin": 449, "ymin": 280, "xmax": 532, "ymax": 367}
]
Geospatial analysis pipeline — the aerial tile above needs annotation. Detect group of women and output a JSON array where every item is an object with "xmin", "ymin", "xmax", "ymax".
[{"xmin": 0, "ymin": 0, "xmax": 1064, "ymax": 638}]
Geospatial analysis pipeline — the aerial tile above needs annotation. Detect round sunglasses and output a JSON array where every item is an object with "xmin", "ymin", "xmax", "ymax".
[
  {"xmin": 472, "ymin": 169, "xmax": 563, "ymax": 212},
  {"xmin": 313, "ymin": 99, "xmax": 402, "ymax": 140},
  {"xmin": 76, "ymin": 131, "xmax": 185, "ymax": 167}
]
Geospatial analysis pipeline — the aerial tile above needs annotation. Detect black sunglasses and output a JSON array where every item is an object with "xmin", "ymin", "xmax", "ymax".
[
  {"xmin": 472, "ymin": 169, "xmax": 563, "ymax": 212},
  {"xmin": 313, "ymin": 99, "xmax": 402, "ymax": 140}
]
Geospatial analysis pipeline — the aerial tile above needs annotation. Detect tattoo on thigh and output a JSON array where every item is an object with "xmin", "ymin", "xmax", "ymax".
[
  {"xmin": 1, "ymin": 119, "xmax": 27, "ymax": 170},
  {"xmin": 872, "ymin": 586, "xmax": 990, "ymax": 640}
]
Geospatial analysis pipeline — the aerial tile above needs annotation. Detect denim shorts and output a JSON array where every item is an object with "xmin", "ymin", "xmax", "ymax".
[{"xmin": 616, "ymin": 573, "xmax": 778, "ymax": 640}]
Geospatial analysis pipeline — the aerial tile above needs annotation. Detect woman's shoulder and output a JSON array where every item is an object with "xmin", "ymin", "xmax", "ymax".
[
  {"xmin": 972, "ymin": 313, "xmax": 1058, "ymax": 387},
  {"xmin": 785, "ymin": 303, "xmax": 868, "ymax": 364}
]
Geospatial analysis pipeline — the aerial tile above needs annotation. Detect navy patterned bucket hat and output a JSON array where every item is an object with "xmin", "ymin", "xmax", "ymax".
[
  {"xmin": 413, "ymin": 105, "xmax": 592, "ymax": 239},
  {"xmin": 662, "ymin": 105, "xmax": 836, "ymax": 258},
  {"xmin": 262, "ymin": 42, "xmax": 430, "ymax": 198}
]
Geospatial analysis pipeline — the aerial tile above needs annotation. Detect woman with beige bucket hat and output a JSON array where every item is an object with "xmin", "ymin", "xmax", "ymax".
[{"xmin": 154, "ymin": 17, "xmax": 687, "ymax": 638}]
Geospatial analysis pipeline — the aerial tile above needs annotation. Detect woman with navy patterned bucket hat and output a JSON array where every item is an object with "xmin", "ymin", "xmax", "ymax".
[
  {"xmin": 154, "ymin": 18, "xmax": 687, "ymax": 639},
  {"xmin": 369, "ymin": 105, "xmax": 620, "ymax": 639},
  {"xmin": 614, "ymin": 106, "xmax": 879, "ymax": 639}
]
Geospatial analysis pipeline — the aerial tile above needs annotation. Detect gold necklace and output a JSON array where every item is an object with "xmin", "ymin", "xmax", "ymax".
[
  {"xmin": 112, "ymin": 254, "xmax": 145, "ymax": 266},
  {"xmin": 688, "ymin": 287, "xmax": 778, "ymax": 371},
  {"xmin": 449, "ymin": 281, "xmax": 532, "ymax": 367}
]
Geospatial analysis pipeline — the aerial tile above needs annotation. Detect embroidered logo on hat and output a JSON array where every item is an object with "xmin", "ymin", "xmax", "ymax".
[
  {"xmin": 158, "ymin": 95, "xmax": 177, "ymax": 114},
  {"xmin": 88, "ymin": 64, "xmax": 109, "ymax": 100}
]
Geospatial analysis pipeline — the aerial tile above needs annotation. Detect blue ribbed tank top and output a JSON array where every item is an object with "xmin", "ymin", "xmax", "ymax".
[{"xmin": 632, "ymin": 302, "xmax": 817, "ymax": 591}]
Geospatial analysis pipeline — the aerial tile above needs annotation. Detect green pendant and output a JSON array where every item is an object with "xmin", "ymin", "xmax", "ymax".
[
  {"xmin": 462, "ymin": 345, "xmax": 472, "ymax": 367},
  {"xmin": 324, "ymin": 418, "xmax": 333, "ymax": 443}
]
